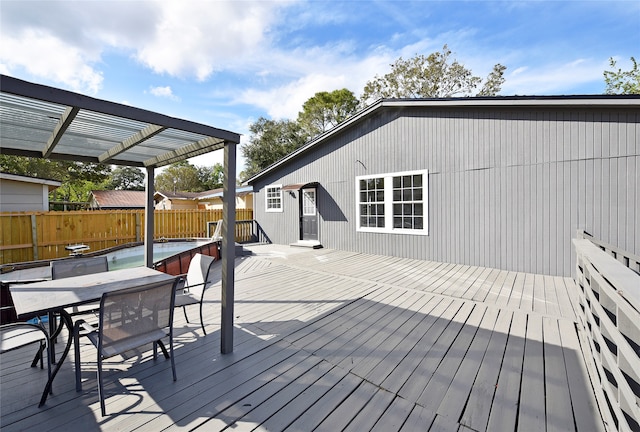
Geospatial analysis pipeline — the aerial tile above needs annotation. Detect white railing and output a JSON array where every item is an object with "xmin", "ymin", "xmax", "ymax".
[
  {"xmin": 578, "ymin": 230, "xmax": 640, "ymax": 275},
  {"xmin": 574, "ymin": 238, "xmax": 640, "ymax": 432}
]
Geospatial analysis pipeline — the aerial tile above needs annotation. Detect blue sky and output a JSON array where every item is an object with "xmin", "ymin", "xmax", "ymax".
[{"xmin": 1, "ymin": 0, "xmax": 638, "ymax": 172}]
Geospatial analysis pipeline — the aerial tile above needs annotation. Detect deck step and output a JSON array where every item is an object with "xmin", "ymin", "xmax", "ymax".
[{"xmin": 289, "ymin": 240, "xmax": 323, "ymax": 249}]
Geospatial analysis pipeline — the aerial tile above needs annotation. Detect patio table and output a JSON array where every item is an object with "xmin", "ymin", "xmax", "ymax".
[{"xmin": 9, "ymin": 266, "xmax": 175, "ymax": 407}]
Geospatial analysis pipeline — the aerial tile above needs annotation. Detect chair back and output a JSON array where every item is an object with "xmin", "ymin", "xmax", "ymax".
[
  {"xmin": 185, "ymin": 253, "xmax": 217, "ymax": 297},
  {"xmin": 0, "ymin": 322, "xmax": 48, "ymax": 354},
  {"xmin": 211, "ymin": 219, "xmax": 223, "ymax": 241},
  {"xmin": 51, "ymin": 256, "xmax": 109, "ymax": 280},
  {"xmin": 98, "ymin": 278, "xmax": 177, "ymax": 358}
]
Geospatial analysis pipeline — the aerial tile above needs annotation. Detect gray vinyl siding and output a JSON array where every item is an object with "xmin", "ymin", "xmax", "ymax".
[
  {"xmin": 0, "ymin": 179, "xmax": 49, "ymax": 212},
  {"xmin": 251, "ymin": 106, "xmax": 639, "ymax": 277}
]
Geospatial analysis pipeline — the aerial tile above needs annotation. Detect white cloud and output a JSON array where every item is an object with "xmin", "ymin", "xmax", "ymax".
[
  {"xmin": 512, "ymin": 66, "xmax": 529, "ymax": 76},
  {"xmin": 236, "ymin": 46, "xmax": 392, "ymax": 119},
  {"xmin": 149, "ymin": 86, "xmax": 179, "ymax": 101},
  {"xmin": 0, "ymin": 0, "xmax": 289, "ymax": 89},
  {"xmin": 0, "ymin": 28, "xmax": 103, "ymax": 94},
  {"xmin": 501, "ymin": 59, "xmax": 607, "ymax": 95},
  {"xmin": 134, "ymin": 1, "xmax": 287, "ymax": 80}
]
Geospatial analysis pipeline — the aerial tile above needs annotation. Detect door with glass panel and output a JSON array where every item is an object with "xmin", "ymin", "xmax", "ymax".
[{"xmin": 300, "ymin": 188, "xmax": 318, "ymax": 241}]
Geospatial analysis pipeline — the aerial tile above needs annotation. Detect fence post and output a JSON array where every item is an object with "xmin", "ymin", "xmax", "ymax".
[
  {"xmin": 30, "ymin": 214, "xmax": 38, "ymax": 261},
  {"xmin": 136, "ymin": 212, "xmax": 141, "ymax": 242}
]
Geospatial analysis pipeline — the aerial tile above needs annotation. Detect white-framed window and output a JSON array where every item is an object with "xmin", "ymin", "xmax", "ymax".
[
  {"xmin": 356, "ymin": 169, "xmax": 428, "ymax": 235},
  {"xmin": 265, "ymin": 184, "xmax": 283, "ymax": 212}
]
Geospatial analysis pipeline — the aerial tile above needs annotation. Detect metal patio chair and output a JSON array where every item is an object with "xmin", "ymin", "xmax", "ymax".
[
  {"xmin": 210, "ymin": 219, "xmax": 223, "ymax": 241},
  {"xmin": 51, "ymin": 255, "xmax": 109, "ymax": 314},
  {"xmin": 0, "ymin": 322, "xmax": 52, "ymax": 386},
  {"xmin": 73, "ymin": 277, "xmax": 178, "ymax": 416},
  {"xmin": 51, "ymin": 255, "xmax": 109, "ymax": 279},
  {"xmin": 174, "ymin": 253, "xmax": 217, "ymax": 335},
  {"xmin": 49, "ymin": 256, "xmax": 109, "ymax": 340}
]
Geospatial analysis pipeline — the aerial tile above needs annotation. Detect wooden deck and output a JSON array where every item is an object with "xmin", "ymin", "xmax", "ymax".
[{"xmin": 0, "ymin": 245, "xmax": 605, "ymax": 431}]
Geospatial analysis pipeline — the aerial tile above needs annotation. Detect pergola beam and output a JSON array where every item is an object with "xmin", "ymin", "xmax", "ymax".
[
  {"xmin": 144, "ymin": 136, "xmax": 225, "ymax": 168},
  {"xmin": 43, "ymin": 106, "xmax": 79, "ymax": 158},
  {"xmin": 99, "ymin": 124, "xmax": 167, "ymax": 163}
]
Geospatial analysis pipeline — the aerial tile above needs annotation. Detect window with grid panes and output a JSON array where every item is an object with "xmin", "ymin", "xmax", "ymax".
[
  {"xmin": 265, "ymin": 185, "xmax": 283, "ymax": 212},
  {"xmin": 392, "ymin": 174, "xmax": 424, "ymax": 230},
  {"xmin": 358, "ymin": 177, "xmax": 385, "ymax": 228},
  {"xmin": 356, "ymin": 170, "xmax": 428, "ymax": 235}
]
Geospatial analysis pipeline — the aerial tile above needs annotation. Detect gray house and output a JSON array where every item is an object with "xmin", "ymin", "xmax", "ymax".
[
  {"xmin": 246, "ymin": 96, "xmax": 639, "ymax": 277},
  {"xmin": 0, "ymin": 172, "xmax": 62, "ymax": 212}
]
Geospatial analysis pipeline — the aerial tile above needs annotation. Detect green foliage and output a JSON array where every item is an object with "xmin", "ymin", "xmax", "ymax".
[
  {"xmin": 604, "ymin": 56, "xmax": 640, "ymax": 95},
  {"xmin": 361, "ymin": 45, "xmax": 506, "ymax": 104},
  {"xmin": 197, "ymin": 163, "xmax": 224, "ymax": 190},
  {"xmin": 0, "ymin": 155, "xmax": 111, "ymax": 202},
  {"xmin": 478, "ymin": 63, "xmax": 507, "ymax": 96},
  {"xmin": 154, "ymin": 160, "xmax": 203, "ymax": 192},
  {"xmin": 106, "ymin": 166, "xmax": 146, "ymax": 190},
  {"xmin": 240, "ymin": 117, "xmax": 307, "ymax": 180},
  {"xmin": 297, "ymin": 89, "xmax": 360, "ymax": 138}
]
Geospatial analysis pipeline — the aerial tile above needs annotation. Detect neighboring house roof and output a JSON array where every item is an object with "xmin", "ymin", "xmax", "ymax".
[
  {"xmin": 90, "ymin": 190, "xmax": 146, "ymax": 209},
  {"xmin": 0, "ymin": 172, "xmax": 62, "ymax": 191},
  {"xmin": 245, "ymin": 95, "xmax": 640, "ymax": 184},
  {"xmin": 154, "ymin": 191, "xmax": 203, "ymax": 201},
  {"xmin": 155, "ymin": 187, "xmax": 253, "ymax": 201},
  {"xmin": 197, "ymin": 186, "xmax": 253, "ymax": 199}
]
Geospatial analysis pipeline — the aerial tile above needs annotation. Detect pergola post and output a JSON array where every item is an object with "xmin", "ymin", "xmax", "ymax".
[
  {"xmin": 144, "ymin": 166, "xmax": 155, "ymax": 268},
  {"xmin": 221, "ymin": 141, "xmax": 236, "ymax": 354}
]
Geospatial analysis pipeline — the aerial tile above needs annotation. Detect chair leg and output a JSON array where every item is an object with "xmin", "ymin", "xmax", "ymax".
[
  {"xmin": 74, "ymin": 322, "xmax": 83, "ymax": 391},
  {"xmin": 169, "ymin": 336, "xmax": 176, "ymax": 382},
  {"xmin": 97, "ymin": 356, "xmax": 106, "ymax": 416},
  {"xmin": 31, "ymin": 342, "xmax": 44, "ymax": 368},
  {"xmin": 156, "ymin": 340, "xmax": 170, "ymax": 359},
  {"xmin": 45, "ymin": 339, "xmax": 52, "ymax": 393},
  {"xmin": 182, "ymin": 306, "xmax": 190, "ymax": 323},
  {"xmin": 199, "ymin": 303, "xmax": 207, "ymax": 335}
]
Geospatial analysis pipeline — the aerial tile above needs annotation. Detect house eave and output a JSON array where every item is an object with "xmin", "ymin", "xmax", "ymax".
[{"xmin": 244, "ymin": 94, "xmax": 640, "ymax": 185}]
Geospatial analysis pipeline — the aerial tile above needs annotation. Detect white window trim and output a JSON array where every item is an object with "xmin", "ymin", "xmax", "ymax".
[
  {"xmin": 355, "ymin": 169, "xmax": 429, "ymax": 235},
  {"xmin": 302, "ymin": 188, "xmax": 316, "ymax": 216},
  {"xmin": 265, "ymin": 184, "xmax": 283, "ymax": 213}
]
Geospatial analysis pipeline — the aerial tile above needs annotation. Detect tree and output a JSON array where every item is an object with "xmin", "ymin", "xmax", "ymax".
[
  {"xmin": 478, "ymin": 63, "xmax": 507, "ymax": 96},
  {"xmin": 106, "ymin": 166, "xmax": 145, "ymax": 190},
  {"xmin": 361, "ymin": 45, "xmax": 506, "ymax": 104},
  {"xmin": 197, "ymin": 163, "xmax": 224, "ymax": 190},
  {"xmin": 154, "ymin": 161, "xmax": 202, "ymax": 192},
  {"xmin": 240, "ymin": 117, "xmax": 307, "ymax": 180},
  {"xmin": 604, "ymin": 56, "xmax": 640, "ymax": 95},
  {"xmin": 297, "ymin": 89, "xmax": 360, "ymax": 139}
]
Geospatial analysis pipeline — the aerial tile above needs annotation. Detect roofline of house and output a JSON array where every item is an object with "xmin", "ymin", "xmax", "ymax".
[
  {"xmin": 244, "ymin": 94, "xmax": 640, "ymax": 185},
  {"xmin": 0, "ymin": 172, "xmax": 62, "ymax": 187}
]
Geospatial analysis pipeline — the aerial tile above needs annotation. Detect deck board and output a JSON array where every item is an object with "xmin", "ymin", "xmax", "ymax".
[
  {"xmin": 458, "ymin": 309, "xmax": 513, "ymax": 431},
  {"xmin": 485, "ymin": 312, "xmax": 527, "ymax": 432},
  {"xmin": 0, "ymin": 245, "xmax": 606, "ymax": 432},
  {"xmin": 435, "ymin": 306, "xmax": 499, "ymax": 422},
  {"xmin": 341, "ymin": 387, "xmax": 395, "ymax": 432},
  {"xmin": 414, "ymin": 304, "xmax": 488, "ymax": 409},
  {"xmin": 517, "ymin": 313, "xmax": 546, "ymax": 432},
  {"xmin": 398, "ymin": 301, "xmax": 476, "ymax": 403},
  {"xmin": 542, "ymin": 316, "xmax": 576, "ymax": 432}
]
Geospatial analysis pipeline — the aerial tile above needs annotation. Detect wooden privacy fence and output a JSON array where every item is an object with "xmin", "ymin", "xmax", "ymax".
[
  {"xmin": 573, "ymin": 238, "xmax": 640, "ymax": 432},
  {"xmin": 0, "ymin": 208, "xmax": 253, "ymax": 265}
]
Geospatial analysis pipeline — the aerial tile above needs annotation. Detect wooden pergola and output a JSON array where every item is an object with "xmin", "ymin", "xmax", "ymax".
[{"xmin": 0, "ymin": 74, "xmax": 241, "ymax": 353}]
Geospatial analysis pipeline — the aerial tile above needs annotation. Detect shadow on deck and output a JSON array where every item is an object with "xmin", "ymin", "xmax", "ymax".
[{"xmin": 0, "ymin": 245, "xmax": 606, "ymax": 431}]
